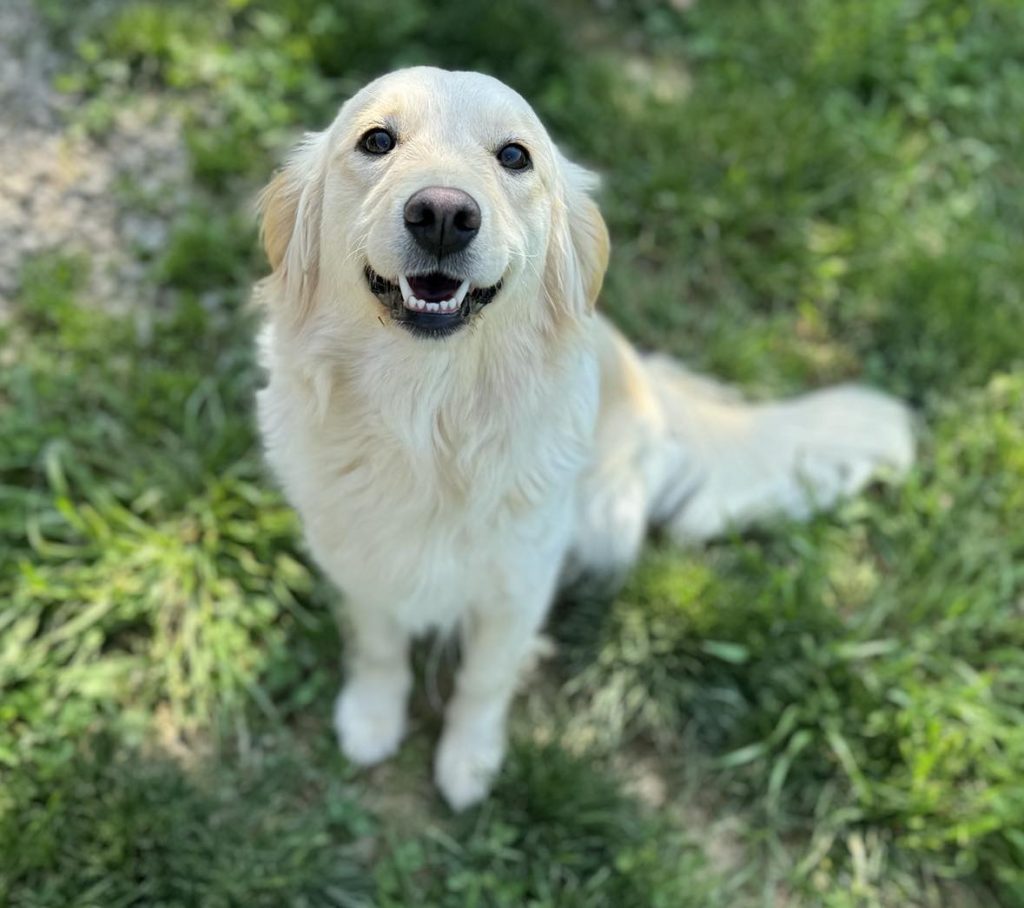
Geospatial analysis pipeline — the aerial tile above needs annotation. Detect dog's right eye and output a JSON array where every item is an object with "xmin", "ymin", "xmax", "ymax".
[{"xmin": 358, "ymin": 128, "xmax": 396, "ymax": 156}]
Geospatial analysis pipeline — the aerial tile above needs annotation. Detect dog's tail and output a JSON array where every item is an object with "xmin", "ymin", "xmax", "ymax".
[{"xmin": 642, "ymin": 352, "xmax": 915, "ymax": 544}]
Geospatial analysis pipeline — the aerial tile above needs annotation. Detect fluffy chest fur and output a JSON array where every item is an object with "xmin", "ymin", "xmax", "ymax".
[{"xmin": 257, "ymin": 321, "xmax": 599, "ymax": 632}]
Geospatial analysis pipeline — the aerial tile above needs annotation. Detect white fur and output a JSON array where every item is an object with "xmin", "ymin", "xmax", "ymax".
[{"xmin": 255, "ymin": 67, "xmax": 914, "ymax": 809}]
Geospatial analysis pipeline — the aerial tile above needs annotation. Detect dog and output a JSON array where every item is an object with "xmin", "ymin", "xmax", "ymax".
[{"xmin": 255, "ymin": 67, "xmax": 914, "ymax": 810}]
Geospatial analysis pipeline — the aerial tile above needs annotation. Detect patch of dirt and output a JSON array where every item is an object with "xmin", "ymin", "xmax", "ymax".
[
  {"xmin": 614, "ymin": 746, "xmax": 750, "ymax": 877},
  {"xmin": 0, "ymin": 0, "xmax": 190, "ymax": 316}
]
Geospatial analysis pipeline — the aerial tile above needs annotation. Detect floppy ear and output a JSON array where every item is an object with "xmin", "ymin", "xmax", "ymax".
[
  {"xmin": 257, "ymin": 130, "xmax": 330, "ymax": 322},
  {"xmin": 545, "ymin": 153, "xmax": 610, "ymax": 318}
]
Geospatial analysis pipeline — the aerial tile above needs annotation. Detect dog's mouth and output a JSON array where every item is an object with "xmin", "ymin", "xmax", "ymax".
[{"xmin": 366, "ymin": 268, "xmax": 501, "ymax": 339}]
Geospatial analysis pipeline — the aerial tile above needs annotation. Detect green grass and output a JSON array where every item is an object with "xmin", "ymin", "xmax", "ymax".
[{"xmin": 3, "ymin": 0, "xmax": 1024, "ymax": 904}]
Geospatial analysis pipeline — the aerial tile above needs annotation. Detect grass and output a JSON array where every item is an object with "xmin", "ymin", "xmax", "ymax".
[{"xmin": 3, "ymin": 0, "xmax": 1024, "ymax": 904}]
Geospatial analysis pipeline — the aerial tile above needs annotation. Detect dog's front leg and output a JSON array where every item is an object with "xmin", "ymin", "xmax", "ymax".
[
  {"xmin": 434, "ymin": 594, "xmax": 549, "ymax": 811},
  {"xmin": 334, "ymin": 607, "xmax": 412, "ymax": 767}
]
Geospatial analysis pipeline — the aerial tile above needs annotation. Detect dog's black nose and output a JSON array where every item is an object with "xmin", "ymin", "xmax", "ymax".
[{"xmin": 403, "ymin": 187, "xmax": 481, "ymax": 258}]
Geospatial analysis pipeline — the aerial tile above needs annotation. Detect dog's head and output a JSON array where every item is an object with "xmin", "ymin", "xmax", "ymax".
[{"xmin": 259, "ymin": 68, "xmax": 609, "ymax": 342}]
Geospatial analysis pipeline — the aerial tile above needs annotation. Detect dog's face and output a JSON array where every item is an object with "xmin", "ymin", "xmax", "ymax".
[{"xmin": 260, "ymin": 68, "xmax": 609, "ymax": 341}]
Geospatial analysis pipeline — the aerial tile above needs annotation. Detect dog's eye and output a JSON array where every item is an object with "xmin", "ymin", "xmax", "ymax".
[
  {"xmin": 497, "ymin": 143, "xmax": 531, "ymax": 172},
  {"xmin": 359, "ymin": 128, "xmax": 396, "ymax": 156}
]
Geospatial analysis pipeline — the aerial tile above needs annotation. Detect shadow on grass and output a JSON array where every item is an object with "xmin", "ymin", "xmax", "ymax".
[{"xmin": 0, "ymin": 729, "xmax": 376, "ymax": 908}]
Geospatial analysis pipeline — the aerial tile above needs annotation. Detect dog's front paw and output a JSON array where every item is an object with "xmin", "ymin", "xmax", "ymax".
[
  {"xmin": 334, "ymin": 681, "xmax": 406, "ymax": 766},
  {"xmin": 434, "ymin": 724, "xmax": 505, "ymax": 811}
]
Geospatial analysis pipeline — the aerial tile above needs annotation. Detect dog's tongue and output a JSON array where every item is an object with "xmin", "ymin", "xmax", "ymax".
[{"xmin": 408, "ymin": 273, "xmax": 462, "ymax": 302}]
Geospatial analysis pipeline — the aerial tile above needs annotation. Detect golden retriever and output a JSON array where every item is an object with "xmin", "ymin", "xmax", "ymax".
[{"xmin": 255, "ymin": 67, "xmax": 913, "ymax": 809}]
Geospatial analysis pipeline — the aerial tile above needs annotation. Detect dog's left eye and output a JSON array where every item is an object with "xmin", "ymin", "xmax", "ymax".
[
  {"xmin": 359, "ymin": 128, "xmax": 396, "ymax": 156},
  {"xmin": 497, "ymin": 143, "xmax": 531, "ymax": 171}
]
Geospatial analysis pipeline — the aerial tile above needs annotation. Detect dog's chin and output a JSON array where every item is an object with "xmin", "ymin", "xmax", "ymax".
[{"xmin": 365, "ymin": 267, "xmax": 502, "ymax": 339}]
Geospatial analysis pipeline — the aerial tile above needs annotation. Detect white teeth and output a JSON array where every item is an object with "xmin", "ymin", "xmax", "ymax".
[
  {"xmin": 398, "ymin": 274, "xmax": 413, "ymax": 303},
  {"xmin": 399, "ymin": 276, "xmax": 470, "ymax": 314}
]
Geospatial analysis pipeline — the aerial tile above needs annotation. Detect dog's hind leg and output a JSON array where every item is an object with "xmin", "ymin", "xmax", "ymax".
[{"xmin": 565, "ymin": 322, "xmax": 688, "ymax": 589}]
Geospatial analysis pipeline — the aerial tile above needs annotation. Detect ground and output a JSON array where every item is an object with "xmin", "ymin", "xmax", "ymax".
[{"xmin": 1, "ymin": 1, "xmax": 1023, "ymax": 906}]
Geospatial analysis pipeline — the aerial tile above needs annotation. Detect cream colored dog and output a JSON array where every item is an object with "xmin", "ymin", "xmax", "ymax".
[{"xmin": 255, "ymin": 67, "xmax": 913, "ymax": 809}]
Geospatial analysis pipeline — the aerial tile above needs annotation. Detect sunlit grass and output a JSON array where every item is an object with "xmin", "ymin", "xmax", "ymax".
[{"xmin": 3, "ymin": 0, "xmax": 1024, "ymax": 904}]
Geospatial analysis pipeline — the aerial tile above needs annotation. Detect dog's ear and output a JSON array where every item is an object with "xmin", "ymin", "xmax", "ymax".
[
  {"xmin": 258, "ymin": 130, "xmax": 330, "ymax": 321},
  {"xmin": 545, "ymin": 153, "xmax": 610, "ymax": 318}
]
